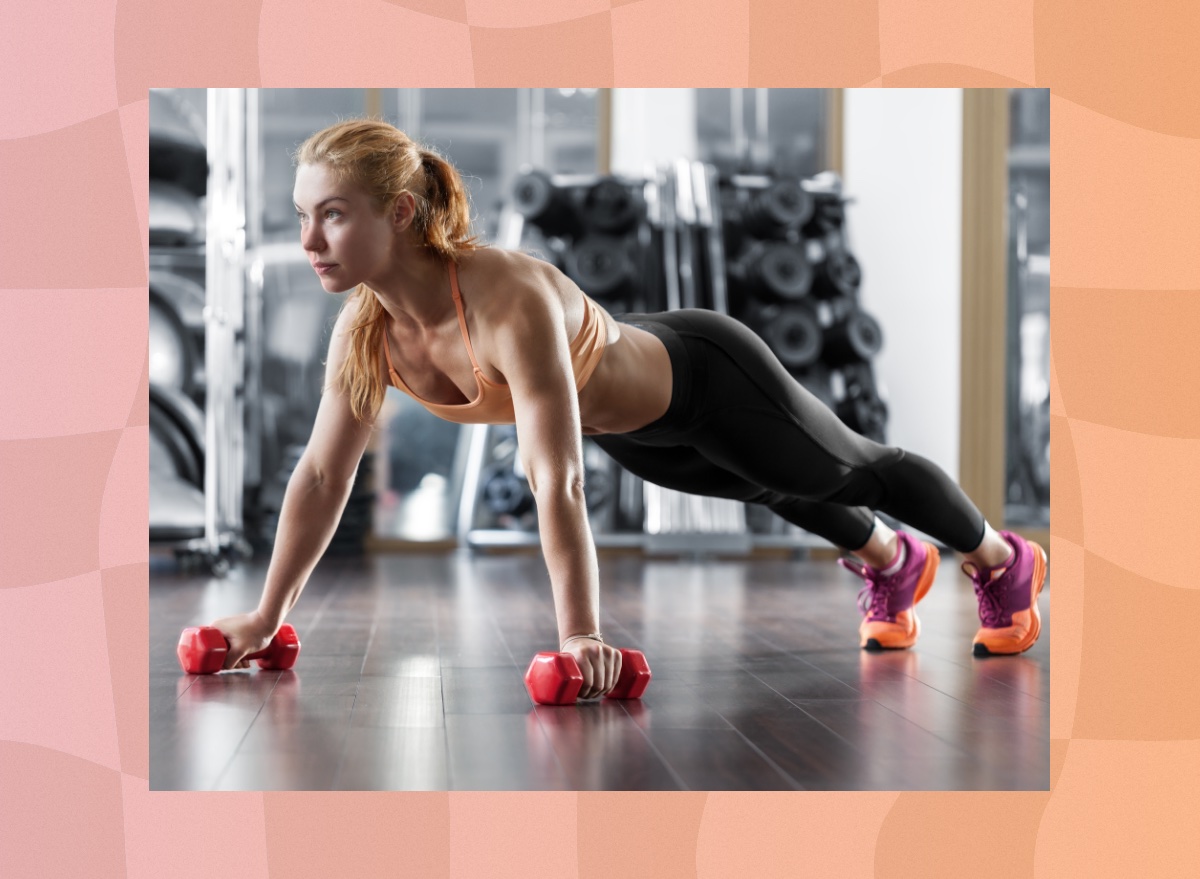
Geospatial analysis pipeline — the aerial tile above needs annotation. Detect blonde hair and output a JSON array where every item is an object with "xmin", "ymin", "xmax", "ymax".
[{"xmin": 292, "ymin": 118, "xmax": 486, "ymax": 423}]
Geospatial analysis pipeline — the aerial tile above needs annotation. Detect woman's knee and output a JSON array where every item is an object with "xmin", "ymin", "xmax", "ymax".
[{"xmin": 813, "ymin": 465, "xmax": 889, "ymax": 510}]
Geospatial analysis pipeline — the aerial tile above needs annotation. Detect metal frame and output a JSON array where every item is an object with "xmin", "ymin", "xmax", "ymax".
[{"xmin": 187, "ymin": 88, "xmax": 253, "ymax": 573}]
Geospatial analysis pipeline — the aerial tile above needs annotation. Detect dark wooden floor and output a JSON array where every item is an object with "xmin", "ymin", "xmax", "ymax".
[{"xmin": 150, "ymin": 550, "xmax": 1050, "ymax": 791}]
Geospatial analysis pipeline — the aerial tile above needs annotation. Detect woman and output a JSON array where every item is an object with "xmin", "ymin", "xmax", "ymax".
[{"xmin": 211, "ymin": 120, "xmax": 1047, "ymax": 697}]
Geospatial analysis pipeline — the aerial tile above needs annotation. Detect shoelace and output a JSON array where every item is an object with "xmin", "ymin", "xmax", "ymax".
[
  {"xmin": 965, "ymin": 567, "xmax": 1008, "ymax": 628},
  {"xmin": 838, "ymin": 557, "xmax": 896, "ymax": 619}
]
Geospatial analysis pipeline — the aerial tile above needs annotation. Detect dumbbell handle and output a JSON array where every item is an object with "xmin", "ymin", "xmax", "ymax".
[
  {"xmin": 242, "ymin": 634, "xmax": 292, "ymax": 662},
  {"xmin": 524, "ymin": 647, "xmax": 652, "ymax": 705}
]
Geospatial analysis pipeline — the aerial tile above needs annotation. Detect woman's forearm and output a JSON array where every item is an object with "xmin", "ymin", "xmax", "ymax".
[
  {"xmin": 257, "ymin": 471, "xmax": 355, "ymax": 630},
  {"xmin": 533, "ymin": 483, "xmax": 601, "ymax": 644}
]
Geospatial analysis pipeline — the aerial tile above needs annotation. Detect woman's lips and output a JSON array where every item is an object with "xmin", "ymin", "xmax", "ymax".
[{"xmin": 315, "ymin": 263, "xmax": 338, "ymax": 275}]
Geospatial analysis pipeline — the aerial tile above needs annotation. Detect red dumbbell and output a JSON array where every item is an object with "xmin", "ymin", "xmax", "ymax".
[
  {"xmin": 177, "ymin": 624, "xmax": 301, "ymax": 675},
  {"xmin": 524, "ymin": 648, "xmax": 652, "ymax": 705}
]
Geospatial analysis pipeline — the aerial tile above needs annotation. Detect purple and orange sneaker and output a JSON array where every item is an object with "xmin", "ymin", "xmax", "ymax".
[
  {"xmin": 838, "ymin": 530, "xmax": 940, "ymax": 650},
  {"xmin": 962, "ymin": 531, "xmax": 1048, "ymax": 656}
]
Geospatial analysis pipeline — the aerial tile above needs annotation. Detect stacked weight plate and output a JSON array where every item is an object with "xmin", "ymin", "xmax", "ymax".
[
  {"xmin": 717, "ymin": 170, "xmax": 889, "ymax": 444},
  {"xmin": 509, "ymin": 169, "xmax": 660, "ymax": 315}
]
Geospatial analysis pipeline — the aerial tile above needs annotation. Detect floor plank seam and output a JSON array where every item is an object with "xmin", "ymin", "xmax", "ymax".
[
  {"xmin": 331, "ymin": 598, "xmax": 380, "ymax": 790},
  {"xmin": 616, "ymin": 703, "xmax": 693, "ymax": 792},
  {"xmin": 211, "ymin": 671, "xmax": 284, "ymax": 791},
  {"xmin": 672, "ymin": 676, "xmax": 817, "ymax": 791}
]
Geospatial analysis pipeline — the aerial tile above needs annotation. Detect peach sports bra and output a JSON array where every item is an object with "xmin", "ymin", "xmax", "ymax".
[{"xmin": 382, "ymin": 261, "xmax": 609, "ymax": 425}]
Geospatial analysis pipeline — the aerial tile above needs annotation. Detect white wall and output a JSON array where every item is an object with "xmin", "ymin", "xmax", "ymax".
[
  {"xmin": 610, "ymin": 89, "xmax": 698, "ymax": 175},
  {"xmin": 843, "ymin": 89, "xmax": 963, "ymax": 484}
]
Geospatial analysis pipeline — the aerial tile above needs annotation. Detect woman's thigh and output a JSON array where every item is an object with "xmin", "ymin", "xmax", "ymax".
[{"xmin": 590, "ymin": 434, "xmax": 771, "ymax": 504}]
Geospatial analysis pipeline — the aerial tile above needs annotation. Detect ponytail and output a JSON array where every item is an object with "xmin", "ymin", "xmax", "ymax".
[{"xmin": 416, "ymin": 149, "xmax": 481, "ymax": 261}]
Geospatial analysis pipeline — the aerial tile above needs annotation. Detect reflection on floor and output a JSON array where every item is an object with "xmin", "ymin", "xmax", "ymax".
[{"xmin": 150, "ymin": 551, "xmax": 1050, "ymax": 791}]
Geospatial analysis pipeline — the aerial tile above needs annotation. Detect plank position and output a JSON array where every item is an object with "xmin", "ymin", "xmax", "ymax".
[{"xmin": 208, "ymin": 120, "xmax": 1047, "ymax": 693}]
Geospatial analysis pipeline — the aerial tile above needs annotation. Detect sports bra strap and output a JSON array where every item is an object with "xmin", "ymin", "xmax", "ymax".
[{"xmin": 448, "ymin": 261, "xmax": 483, "ymax": 372}]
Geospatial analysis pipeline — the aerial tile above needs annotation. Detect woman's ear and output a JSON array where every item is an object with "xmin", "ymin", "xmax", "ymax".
[{"xmin": 391, "ymin": 191, "xmax": 417, "ymax": 233}]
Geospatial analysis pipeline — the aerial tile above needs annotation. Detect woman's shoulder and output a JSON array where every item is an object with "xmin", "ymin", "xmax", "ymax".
[
  {"xmin": 458, "ymin": 248, "xmax": 565, "ymax": 317},
  {"xmin": 459, "ymin": 246, "xmax": 555, "ymax": 290},
  {"xmin": 458, "ymin": 248, "xmax": 584, "ymax": 352}
]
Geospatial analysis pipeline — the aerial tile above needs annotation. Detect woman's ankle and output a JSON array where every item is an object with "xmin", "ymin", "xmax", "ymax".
[
  {"xmin": 851, "ymin": 517, "xmax": 899, "ymax": 570},
  {"xmin": 962, "ymin": 524, "xmax": 1013, "ymax": 571}
]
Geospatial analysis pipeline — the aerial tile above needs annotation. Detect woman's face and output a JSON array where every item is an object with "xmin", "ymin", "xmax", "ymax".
[{"xmin": 292, "ymin": 162, "xmax": 397, "ymax": 293}]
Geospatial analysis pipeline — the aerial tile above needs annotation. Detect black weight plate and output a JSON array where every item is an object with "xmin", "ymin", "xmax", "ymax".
[
  {"xmin": 565, "ymin": 236, "xmax": 632, "ymax": 297},
  {"xmin": 759, "ymin": 243, "xmax": 813, "ymax": 300},
  {"xmin": 583, "ymin": 177, "xmax": 638, "ymax": 234},
  {"xmin": 761, "ymin": 304, "xmax": 822, "ymax": 369},
  {"xmin": 512, "ymin": 169, "xmax": 554, "ymax": 218},
  {"xmin": 756, "ymin": 179, "xmax": 813, "ymax": 229}
]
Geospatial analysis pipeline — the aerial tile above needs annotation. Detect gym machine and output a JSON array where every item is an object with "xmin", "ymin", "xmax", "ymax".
[
  {"xmin": 150, "ymin": 89, "xmax": 258, "ymax": 576},
  {"xmin": 148, "ymin": 90, "xmax": 211, "ymax": 563}
]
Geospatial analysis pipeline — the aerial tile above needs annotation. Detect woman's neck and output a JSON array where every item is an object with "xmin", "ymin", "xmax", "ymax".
[{"xmin": 368, "ymin": 244, "xmax": 454, "ymax": 331}]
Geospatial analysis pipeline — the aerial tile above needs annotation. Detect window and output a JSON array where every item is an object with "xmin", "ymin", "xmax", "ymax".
[{"xmin": 1005, "ymin": 88, "xmax": 1051, "ymax": 528}]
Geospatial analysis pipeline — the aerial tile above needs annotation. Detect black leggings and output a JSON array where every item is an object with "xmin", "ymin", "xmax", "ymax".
[{"xmin": 592, "ymin": 310, "xmax": 987, "ymax": 553}]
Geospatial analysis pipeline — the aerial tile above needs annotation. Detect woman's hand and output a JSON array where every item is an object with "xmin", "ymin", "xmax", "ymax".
[
  {"xmin": 207, "ymin": 610, "xmax": 277, "ymax": 670},
  {"xmin": 561, "ymin": 638, "xmax": 623, "ymax": 700}
]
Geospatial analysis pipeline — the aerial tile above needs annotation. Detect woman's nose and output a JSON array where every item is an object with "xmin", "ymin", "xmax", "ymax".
[{"xmin": 301, "ymin": 224, "xmax": 323, "ymax": 252}]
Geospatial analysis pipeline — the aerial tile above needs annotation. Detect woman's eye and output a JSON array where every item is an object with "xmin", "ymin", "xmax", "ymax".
[{"xmin": 326, "ymin": 210, "xmax": 341, "ymax": 219}]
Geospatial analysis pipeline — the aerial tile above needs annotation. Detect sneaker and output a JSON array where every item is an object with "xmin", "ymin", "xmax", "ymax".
[
  {"xmin": 838, "ymin": 530, "xmax": 940, "ymax": 650},
  {"xmin": 963, "ymin": 531, "xmax": 1048, "ymax": 656}
]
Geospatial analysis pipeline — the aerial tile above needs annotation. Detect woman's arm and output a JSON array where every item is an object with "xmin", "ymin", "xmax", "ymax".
[
  {"xmin": 493, "ymin": 274, "xmax": 621, "ymax": 698},
  {"xmin": 214, "ymin": 300, "xmax": 379, "ymax": 669}
]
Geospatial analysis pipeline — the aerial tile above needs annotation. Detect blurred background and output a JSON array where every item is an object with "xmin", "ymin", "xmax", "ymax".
[{"xmin": 147, "ymin": 88, "xmax": 1048, "ymax": 576}]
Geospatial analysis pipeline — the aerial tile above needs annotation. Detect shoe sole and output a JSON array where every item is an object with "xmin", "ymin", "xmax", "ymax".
[
  {"xmin": 973, "ymin": 540, "xmax": 1047, "ymax": 657},
  {"xmin": 860, "ymin": 543, "xmax": 941, "ymax": 651}
]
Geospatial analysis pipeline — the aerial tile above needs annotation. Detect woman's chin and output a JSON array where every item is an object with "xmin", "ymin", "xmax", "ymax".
[{"xmin": 322, "ymin": 277, "xmax": 358, "ymax": 294}]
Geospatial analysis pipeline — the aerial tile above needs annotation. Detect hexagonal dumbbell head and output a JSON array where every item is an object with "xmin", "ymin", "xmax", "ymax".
[
  {"xmin": 524, "ymin": 652, "xmax": 584, "ymax": 705},
  {"xmin": 254, "ymin": 625, "xmax": 300, "ymax": 670},
  {"xmin": 608, "ymin": 649, "xmax": 652, "ymax": 699},
  {"xmin": 177, "ymin": 626, "xmax": 228, "ymax": 674}
]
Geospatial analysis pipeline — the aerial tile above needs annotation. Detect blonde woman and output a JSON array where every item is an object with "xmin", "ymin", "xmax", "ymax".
[{"xmin": 210, "ymin": 120, "xmax": 1046, "ymax": 697}]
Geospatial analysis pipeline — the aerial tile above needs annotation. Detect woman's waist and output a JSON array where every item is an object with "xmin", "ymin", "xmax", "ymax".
[{"xmin": 576, "ymin": 321, "xmax": 677, "ymax": 434}]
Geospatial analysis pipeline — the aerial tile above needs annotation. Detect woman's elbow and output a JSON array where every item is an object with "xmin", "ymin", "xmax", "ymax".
[{"xmin": 528, "ymin": 468, "xmax": 586, "ymax": 503}]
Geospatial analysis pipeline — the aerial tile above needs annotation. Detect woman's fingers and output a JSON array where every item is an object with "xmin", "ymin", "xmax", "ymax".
[
  {"xmin": 564, "ymin": 642, "xmax": 625, "ymax": 699},
  {"xmin": 605, "ymin": 651, "xmax": 622, "ymax": 695},
  {"xmin": 580, "ymin": 658, "xmax": 595, "ymax": 701},
  {"xmin": 583, "ymin": 651, "xmax": 607, "ymax": 699},
  {"xmin": 580, "ymin": 655, "xmax": 599, "ymax": 698},
  {"xmin": 590, "ymin": 648, "xmax": 619, "ymax": 697}
]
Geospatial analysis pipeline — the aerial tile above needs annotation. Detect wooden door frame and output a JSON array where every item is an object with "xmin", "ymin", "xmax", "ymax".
[{"xmin": 960, "ymin": 89, "xmax": 1048, "ymax": 551}]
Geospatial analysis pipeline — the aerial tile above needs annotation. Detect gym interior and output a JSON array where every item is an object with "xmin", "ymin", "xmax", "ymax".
[{"xmin": 150, "ymin": 88, "xmax": 1050, "ymax": 791}]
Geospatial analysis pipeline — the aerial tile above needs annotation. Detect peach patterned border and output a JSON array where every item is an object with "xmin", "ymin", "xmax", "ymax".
[{"xmin": 1, "ymin": 0, "xmax": 1198, "ymax": 875}]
